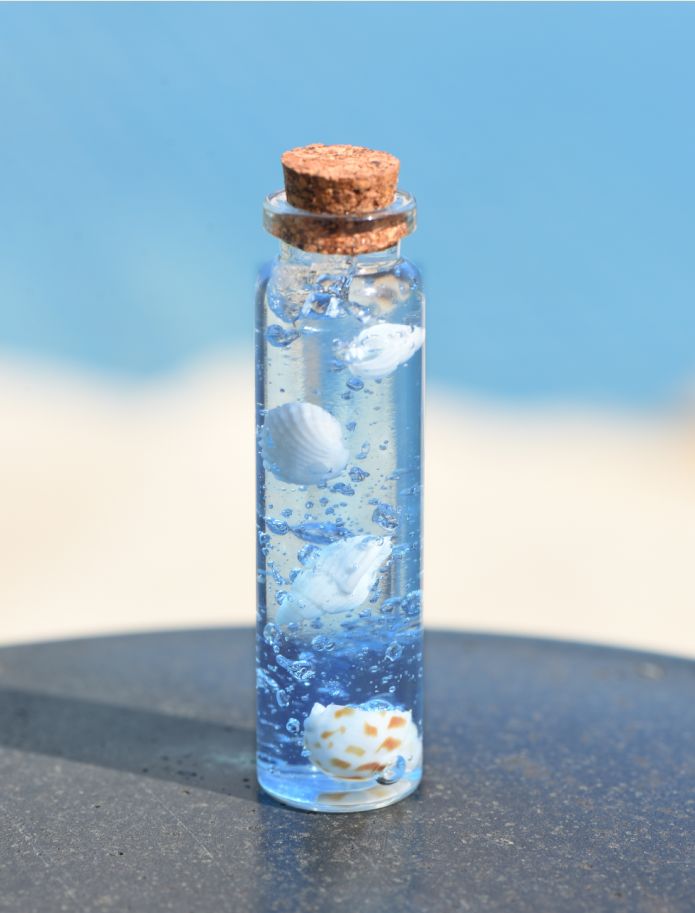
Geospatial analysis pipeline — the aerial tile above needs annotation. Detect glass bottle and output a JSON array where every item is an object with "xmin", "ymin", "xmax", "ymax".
[{"xmin": 255, "ymin": 145, "xmax": 424, "ymax": 812}]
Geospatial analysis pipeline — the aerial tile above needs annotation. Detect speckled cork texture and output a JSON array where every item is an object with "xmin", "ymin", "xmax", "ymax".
[
  {"xmin": 272, "ymin": 144, "xmax": 409, "ymax": 254},
  {"xmin": 266, "ymin": 212, "xmax": 410, "ymax": 256},
  {"xmin": 282, "ymin": 144, "xmax": 399, "ymax": 214}
]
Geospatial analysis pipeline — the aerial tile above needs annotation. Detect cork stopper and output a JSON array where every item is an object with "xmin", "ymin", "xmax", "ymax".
[
  {"xmin": 264, "ymin": 144, "xmax": 414, "ymax": 255},
  {"xmin": 282, "ymin": 144, "xmax": 399, "ymax": 215}
]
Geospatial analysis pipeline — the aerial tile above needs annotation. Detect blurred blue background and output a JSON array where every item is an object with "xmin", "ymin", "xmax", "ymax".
[{"xmin": 1, "ymin": 2, "xmax": 693, "ymax": 405}]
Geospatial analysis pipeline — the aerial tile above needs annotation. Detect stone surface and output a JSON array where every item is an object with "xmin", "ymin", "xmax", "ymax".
[{"xmin": 0, "ymin": 629, "xmax": 693, "ymax": 913}]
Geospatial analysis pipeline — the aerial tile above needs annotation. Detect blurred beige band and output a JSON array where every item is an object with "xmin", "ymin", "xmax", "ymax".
[{"xmin": 1, "ymin": 355, "xmax": 694, "ymax": 658}]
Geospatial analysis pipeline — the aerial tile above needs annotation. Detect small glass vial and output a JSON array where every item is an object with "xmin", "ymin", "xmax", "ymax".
[{"xmin": 255, "ymin": 145, "xmax": 424, "ymax": 812}]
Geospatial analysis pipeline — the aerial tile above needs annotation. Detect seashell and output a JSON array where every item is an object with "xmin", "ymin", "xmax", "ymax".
[
  {"xmin": 336, "ymin": 323, "xmax": 425, "ymax": 380},
  {"xmin": 304, "ymin": 702, "xmax": 422, "ymax": 781},
  {"xmin": 276, "ymin": 535, "xmax": 391, "ymax": 626},
  {"xmin": 316, "ymin": 781, "xmax": 414, "ymax": 809},
  {"xmin": 261, "ymin": 402, "xmax": 349, "ymax": 486}
]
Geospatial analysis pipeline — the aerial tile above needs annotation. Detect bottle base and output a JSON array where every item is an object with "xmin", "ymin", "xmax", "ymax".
[{"xmin": 257, "ymin": 762, "xmax": 422, "ymax": 813}]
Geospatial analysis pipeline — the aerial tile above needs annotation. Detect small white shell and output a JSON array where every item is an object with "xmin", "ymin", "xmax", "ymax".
[
  {"xmin": 304, "ymin": 702, "xmax": 422, "ymax": 780},
  {"xmin": 336, "ymin": 323, "xmax": 425, "ymax": 380},
  {"xmin": 316, "ymin": 781, "xmax": 414, "ymax": 808},
  {"xmin": 276, "ymin": 535, "xmax": 391, "ymax": 626},
  {"xmin": 261, "ymin": 402, "xmax": 349, "ymax": 486}
]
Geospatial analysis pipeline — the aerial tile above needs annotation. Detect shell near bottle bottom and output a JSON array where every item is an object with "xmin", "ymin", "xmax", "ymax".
[{"xmin": 257, "ymin": 758, "xmax": 422, "ymax": 813}]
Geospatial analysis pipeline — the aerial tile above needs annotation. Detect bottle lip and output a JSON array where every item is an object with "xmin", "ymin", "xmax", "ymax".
[
  {"xmin": 263, "ymin": 189, "xmax": 416, "ymax": 224},
  {"xmin": 263, "ymin": 190, "xmax": 416, "ymax": 256}
]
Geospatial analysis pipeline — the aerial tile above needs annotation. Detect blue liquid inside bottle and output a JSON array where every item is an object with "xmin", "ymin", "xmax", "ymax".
[{"xmin": 255, "ymin": 194, "xmax": 424, "ymax": 812}]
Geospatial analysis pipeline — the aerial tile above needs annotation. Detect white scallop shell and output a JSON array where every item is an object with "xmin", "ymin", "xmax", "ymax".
[
  {"xmin": 276, "ymin": 535, "xmax": 391, "ymax": 626},
  {"xmin": 261, "ymin": 402, "xmax": 349, "ymax": 486},
  {"xmin": 304, "ymin": 702, "xmax": 422, "ymax": 781},
  {"xmin": 336, "ymin": 323, "xmax": 425, "ymax": 380}
]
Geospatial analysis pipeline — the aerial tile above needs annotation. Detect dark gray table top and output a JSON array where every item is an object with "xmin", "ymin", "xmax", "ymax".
[{"xmin": 0, "ymin": 628, "xmax": 693, "ymax": 913}]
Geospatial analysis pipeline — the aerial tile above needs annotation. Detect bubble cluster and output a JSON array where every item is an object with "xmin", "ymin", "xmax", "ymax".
[
  {"xmin": 311, "ymin": 634, "xmax": 335, "ymax": 652},
  {"xmin": 277, "ymin": 655, "xmax": 316, "ymax": 684},
  {"xmin": 297, "ymin": 543, "xmax": 320, "ymax": 566},
  {"xmin": 293, "ymin": 521, "xmax": 350, "ymax": 544},
  {"xmin": 402, "ymin": 590, "xmax": 422, "ymax": 618},
  {"xmin": 372, "ymin": 503, "xmax": 399, "ymax": 531},
  {"xmin": 263, "ymin": 623, "xmax": 281, "ymax": 646}
]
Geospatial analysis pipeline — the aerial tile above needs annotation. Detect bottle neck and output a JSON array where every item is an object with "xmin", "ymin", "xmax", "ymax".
[
  {"xmin": 278, "ymin": 241, "xmax": 401, "ymax": 272},
  {"xmin": 263, "ymin": 190, "xmax": 416, "ymax": 257}
]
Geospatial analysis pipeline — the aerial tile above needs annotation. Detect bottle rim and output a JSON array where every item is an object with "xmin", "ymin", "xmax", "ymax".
[
  {"xmin": 263, "ymin": 189, "xmax": 416, "ymax": 224},
  {"xmin": 262, "ymin": 190, "xmax": 416, "ymax": 255}
]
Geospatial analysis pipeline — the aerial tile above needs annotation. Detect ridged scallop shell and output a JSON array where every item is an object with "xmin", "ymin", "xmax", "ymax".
[
  {"xmin": 336, "ymin": 323, "xmax": 425, "ymax": 380},
  {"xmin": 261, "ymin": 402, "xmax": 349, "ymax": 486},
  {"xmin": 276, "ymin": 535, "xmax": 391, "ymax": 626},
  {"xmin": 304, "ymin": 702, "xmax": 422, "ymax": 781}
]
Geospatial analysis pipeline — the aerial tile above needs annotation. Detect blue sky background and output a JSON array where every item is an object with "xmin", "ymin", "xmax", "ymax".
[{"xmin": 0, "ymin": 2, "xmax": 693, "ymax": 406}]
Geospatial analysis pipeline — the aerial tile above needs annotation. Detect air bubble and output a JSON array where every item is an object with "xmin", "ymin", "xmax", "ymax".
[
  {"xmin": 380, "ymin": 597, "xmax": 402, "ymax": 615},
  {"xmin": 276, "ymin": 689, "xmax": 289, "ymax": 708},
  {"xmin": 402, "ymin": 590, "xmax": 422, "ymax": 617},
  {"xmin": 286, "ymin": 718, "xmax": 301, "ymax": 734},
  {"xmin": 349, "ymin": 466, "xmax": 370, "ymax": 483},
  {"xmin": 362, "ymin": 698, "xmax": 393, "ymax": 712},
  {"xmin": 266, "ymin": 518, "xmax": 289, "ymax": 535},
  {"xmin": 372, "ymin": 503, "xmax": 399, "ymax": 531},
  {"xmin": 385, "ymin": 642, "xmax": 403, "ymax": 663},
  {"xmin": 331, "ymin": 482, "xmax": 355, "ymax": 496},
  {"xmin": 377, "ymin": 754, "xmax": 406, "ymax": 786},
  {"xmin": 301, "ymin": 290, "xmax": 345, "ymax": 319},
  {"xmin": 266, "ymin": 325, "xmax": 300, "ymax": 348}
]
